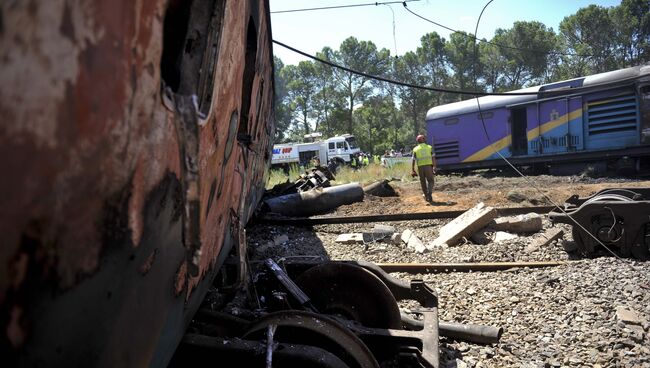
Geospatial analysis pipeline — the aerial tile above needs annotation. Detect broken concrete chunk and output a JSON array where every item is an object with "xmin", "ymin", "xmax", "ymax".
[
  {"xmin": 490, "ymin": 213, "xmax": 542, "ymax": 233},
  {"xmin": 372, "ymin": 224, "xmax": 396, "ymax": 235},
  {"xmin": 401, "ymin": 229, "xmax": 414, "ymax": 244},
  {"xmin": 432, "ymin": 202, "xmax": 497, "ymax": 247},
  {"xmin": 335, "ymin": 233, "xmax": 366, "ymax": 244},
  {"xmin": 493, "ymin": 231, "xmax": 518, "ymax": 242},
  {"xmin": 390, "ymin": 233, "xmax": 402, "ymax": 244},
  {"xmin": 401, "ymin": 229, "xmax": 426, "ymax": 253},
  {"xmin": 531, "ymin": 228, "xmax": 564, "ymax": 248},
  {"xmin": 616, "ymin": 306, "xmax": 645, "ymax": 325}
]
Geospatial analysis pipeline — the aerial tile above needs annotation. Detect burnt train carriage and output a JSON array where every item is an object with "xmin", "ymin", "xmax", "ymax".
[
  {"xmin": 0, "ymin": 0, "xmax": 274, "ymax": 366},
  {"xmin": 426, "ymin": 65, "xmax": 650, "ymax": 174}
]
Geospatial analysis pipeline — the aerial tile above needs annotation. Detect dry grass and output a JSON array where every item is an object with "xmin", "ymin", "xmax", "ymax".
[{"xmin": 266, "ymin": 162, "xmax": 417, "ymax": 189}]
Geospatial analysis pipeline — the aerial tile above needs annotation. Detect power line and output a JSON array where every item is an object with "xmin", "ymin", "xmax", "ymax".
[
  {"xmin": 402, "ymin": 2, "xmax": 600, "ymax": 58},
  {"xmin": 271, "ymin": 0, "xmax": 420, "ymax": 14},
  {"xmin": 273, "ymin": 39, "xmax": 538, "ymax": 96},
  {"xmin": 272, "ymin": 40, "xmax": 639, "ymax": 97}
]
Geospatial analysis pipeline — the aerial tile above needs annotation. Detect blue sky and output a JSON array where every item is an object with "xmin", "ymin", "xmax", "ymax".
[{"xmin": 271, "ymin": 0, "xmax": 622, "ymax": 65}]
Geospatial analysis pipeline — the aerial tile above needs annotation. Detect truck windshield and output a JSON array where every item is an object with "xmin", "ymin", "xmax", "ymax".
[{"xmin": 345, "ymin": 137, "xmax": 359, "ymax": 149}]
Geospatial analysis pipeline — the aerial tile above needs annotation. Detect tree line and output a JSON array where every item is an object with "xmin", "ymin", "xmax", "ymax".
[{"xmin": 273, "ymin": 0, "xmax": 650, "ymax": 154}]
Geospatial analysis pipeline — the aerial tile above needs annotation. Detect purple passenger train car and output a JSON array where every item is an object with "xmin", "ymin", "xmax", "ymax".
[{"xmin": 426, "ymin": 65, "xmax": 650, "ymax": 174}]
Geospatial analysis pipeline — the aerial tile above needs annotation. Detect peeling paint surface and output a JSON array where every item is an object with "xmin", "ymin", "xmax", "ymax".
[{"xmin": 0, "ymin": 0, "xmax": 275, "ymax": 366}]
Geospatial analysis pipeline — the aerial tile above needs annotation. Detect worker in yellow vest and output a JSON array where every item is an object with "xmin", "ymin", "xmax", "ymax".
[
  {"xmin": 411, "ymin": 134, "xmax": 437, "ymax": 203},
  {"xmin": 362, "ymin": 154, "xmax": 369, "ymax": 166}
]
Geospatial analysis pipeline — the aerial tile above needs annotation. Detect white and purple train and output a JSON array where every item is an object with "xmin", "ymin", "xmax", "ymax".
[{"xmin": 427, "ymin": 65, "xmax": 650, "ymax": 174}]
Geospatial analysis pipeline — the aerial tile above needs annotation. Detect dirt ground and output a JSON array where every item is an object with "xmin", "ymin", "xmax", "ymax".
[{"xmin": 332, "ymin": 173, "xmax": 650, "ymax": 215}]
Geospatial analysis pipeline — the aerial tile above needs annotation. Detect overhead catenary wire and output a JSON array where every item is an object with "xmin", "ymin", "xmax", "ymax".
[
  {"xmin": 402, "ymin": 2, "xmax": 600, "ymax": 58},
  {"xmin": 470, "ymin": 0, "xmax": 627, "ymax": 261},
  {"xmin": 271, "ymin": 0, "xmax": 420, "ymax": 14},
  {"xmin": 273, "ymin": 40, "xmax": 640, "ymax": 98}
]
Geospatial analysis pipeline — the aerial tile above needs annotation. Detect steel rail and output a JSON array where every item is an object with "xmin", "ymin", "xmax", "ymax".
[
  {"xmin": 258, "ymin": 205, "xmax": 556, "ymax": 226},
  {"xmin": 376, "ymin": 260, "xmax": 570, "ymax": 274}
]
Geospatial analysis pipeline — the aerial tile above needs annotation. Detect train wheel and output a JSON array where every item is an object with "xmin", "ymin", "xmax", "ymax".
[
  {"xmin": 295, "ymin": 262, "xmax": 402, "ymax": 329},
  {"xmin": 242, "ymin": 310, "xmax": 379, "ymax": 368}
]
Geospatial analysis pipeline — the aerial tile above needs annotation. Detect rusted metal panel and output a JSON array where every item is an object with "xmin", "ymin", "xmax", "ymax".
[{"xmin": 0, "ymin": 0, "xmax": 274, "ymax": 366}]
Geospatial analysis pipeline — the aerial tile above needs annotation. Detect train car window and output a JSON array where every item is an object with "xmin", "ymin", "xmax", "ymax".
[
  {"xmin": 477, "ymin": 112, "xmax": 494, "ymax": 120},
  {"xmin": 444, "ymin": 118, "xmax": 459, "ymax": 125},
  {"xmin": 161, "ymin": 0, "xmax": 227, "ymax": 116}
]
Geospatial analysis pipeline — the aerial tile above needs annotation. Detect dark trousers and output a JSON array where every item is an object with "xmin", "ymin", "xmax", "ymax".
[{"xmin": 417, "ymin": 165, "xmax": 435, "ymax": 199}]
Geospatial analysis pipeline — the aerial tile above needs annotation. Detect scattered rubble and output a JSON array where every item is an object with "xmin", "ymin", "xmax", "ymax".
[
  {"xmin": 490, "ymin": 213, "xmax": 543, "ymax": 233},
  {"xmin": 401, "ymin": 229, "xmax": 427, "ymax": 253},
  {"xmin": 249, "ymin": 174, "xmax": 650, "ymax": 367},
  {"xmin": 432, "ymin": 202, "xmax": 497, "ymax": 247}
]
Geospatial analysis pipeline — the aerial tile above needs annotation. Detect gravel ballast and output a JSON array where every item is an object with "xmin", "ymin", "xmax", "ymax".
[{"xmin": 247, "ymin": 176, "xmax": 650, "ymax": 367}]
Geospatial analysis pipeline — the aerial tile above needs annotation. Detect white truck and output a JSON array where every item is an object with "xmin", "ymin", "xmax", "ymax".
[{"xmin": 271, "ymin": 134, "xmax": 361, "ymax": 168}]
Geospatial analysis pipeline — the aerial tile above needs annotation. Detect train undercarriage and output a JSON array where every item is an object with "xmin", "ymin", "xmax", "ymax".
[
  {"xmin": 171, "ymin": 259, "xmax": 502, "ymax": 367},
  {"xmin": 550, "ymin": 187, "xmax": 650, "ymax": 260}
]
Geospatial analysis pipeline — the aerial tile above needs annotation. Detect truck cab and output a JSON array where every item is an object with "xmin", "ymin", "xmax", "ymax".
[{"xmin": 325, "ymin": 134, "xmax": 360, "ymax": 164}]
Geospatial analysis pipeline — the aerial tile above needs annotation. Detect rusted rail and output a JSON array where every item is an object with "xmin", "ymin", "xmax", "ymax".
[
  {"xmin": 258, "ymin": 205, "xmax": 556, "ymax": 225},
  {"xmin": 376, "ymin": 261, "xmax": 569, "ymax": 274}
]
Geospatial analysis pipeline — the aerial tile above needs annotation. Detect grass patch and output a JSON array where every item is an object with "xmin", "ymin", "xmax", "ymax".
[{"xmin": 266, "ymin": 162, "xmax": 417, "ymax": 189}]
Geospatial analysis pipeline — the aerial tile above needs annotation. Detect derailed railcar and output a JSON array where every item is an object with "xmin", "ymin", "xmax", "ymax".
[
  {"xmin": 427, "ymin": 65, "xmax": 650, "ymax": 174},
  {"xmin": 0, "ymin": 0, "xmax": 274, "ymax": 366}
]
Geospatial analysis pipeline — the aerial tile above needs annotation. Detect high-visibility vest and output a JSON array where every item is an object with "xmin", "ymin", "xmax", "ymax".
[
  {"xmin": 363, "ymin": 156, "xmax": 369, "ymax": 165},
  {"xmin": 351, "ymin": 157, "xmax": 357, "ymax": 166},
  {"xmin": 413, "ymin": 143, "xmax": 433, "ymax": 166}
]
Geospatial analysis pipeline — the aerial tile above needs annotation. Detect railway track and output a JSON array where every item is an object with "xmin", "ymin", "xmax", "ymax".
[{"xmin": 258, "ymin": 205, "xmax": 556, "ymax": 226}]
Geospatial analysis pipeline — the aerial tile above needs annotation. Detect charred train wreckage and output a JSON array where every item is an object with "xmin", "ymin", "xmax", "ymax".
[{"xmin": 0, "ymin": 1, "xmax": 500, "ymax": 367}]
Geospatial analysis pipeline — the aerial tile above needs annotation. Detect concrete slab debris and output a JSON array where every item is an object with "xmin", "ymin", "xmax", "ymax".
[
  {"xmin": 493, "ymin": 231, "xmax": 519, "ymax": 242},
  {"xmin": 401, "ymin": 229, "xmax": 426, "ymax": 253},
  {"xmin": 490, "ymin": 213, "xmax": 543, "ymax": 233},
  {"xmin": 335, "ymin": 233, "xmax": 367, "ymax": 244},
  {"xmin": 471, "ymin": 230, "xmax": 518, "ymax": 244},
  {"xmin": 372, "ymin": 224, "xmax": 396, "ymax": 235},
  {"xmin": 432, "ymin": 202, "xmax": 497, "ymax": 247}
]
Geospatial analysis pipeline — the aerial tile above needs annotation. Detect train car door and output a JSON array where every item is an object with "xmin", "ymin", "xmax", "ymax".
[{"xmin": 511, "ymin": 107, "xmax": 528, "ymax": 156}]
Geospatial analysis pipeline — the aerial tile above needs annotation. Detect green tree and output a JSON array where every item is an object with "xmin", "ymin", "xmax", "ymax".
[
  {"xmin": 284, "ymin": 61, "xmax": 318, "ymax": 135},
  {"xmin": 354, "ymin": 95, "xmax": 395, "ymax": 154},
  {"xmin": 489, "ymin": 21, "xmax": 558, "ymax": 89},
  {"xmin": 330, "ymin": 37, "xmax": 391, "ymax": 133},
  {"xmin": 445, "ymin": 32, "xmax": 480, "ymax": 98},
  {"xmin": 559, "ymin": 5, "xmax": 617, "ymax": 76},
  {"xmin": 394, "ymin": 51, "xmax": 431, "ymax": 140},
  {"xmin": 416, "ymin": 32, "xmax": 450, "ymax": 104},
  {"xmin": 610, "ymin": 0, "xmax": 650, "ymax": 66},
  {"xmin": 273, "ymin": 56, "xmax": 292, "ymax": 142}
]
